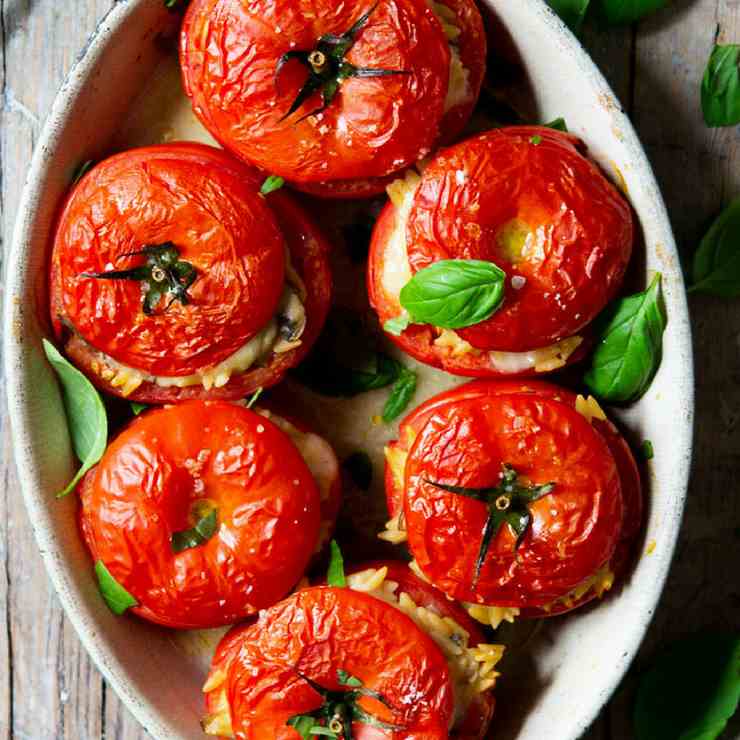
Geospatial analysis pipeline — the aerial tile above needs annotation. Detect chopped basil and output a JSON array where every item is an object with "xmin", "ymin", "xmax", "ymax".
[
  {"xmin": 530, "ymin": 135, "xmax": 543, "ymax": 145},
  {"xmin": 246, "ymin": 387, "xmax": 264, "ymax": 409},
  {"xmin": 702, "ymin": 45, "xmax": 740, "ymax": 128},
  {"xmin": 327, "ymin": 540, "xmax": 346, "ymax": 587},
  {"xmin": 260, "ymin": 175, "xmax": 285, "ymax": 195},
  {"xmin": 690, "ymin": 199, "xmax": 740, "ymax": 297},
  {"xmin": 43, "ymin": 340, "xmax": 108, "ymax": 498},
  {"xmin": 343, "ymin": 452, "xmax": 373, "ymax": 491},
  {"xmin": 640, "ymin": 440, "xmax": 654, "ymax": 461},
  {"xmin": 130, "ymin": 402, "xmax": 147, "ymax": 416},
  {"xmin": 584, "ymin": 274, "xmax": 667, "ymax": 403},
  {"xmin": 545, "ymin": 117, "xmax": 569, "ymax": 132},
  {"xmin": 71, "ymin": 159, "xmax": 94, "ymax": 186},
  {"xmin": 94, "ymin": 561, "xmax": 138, "ymax": 615},
  {"xmin": 592, "ymin": 0, "xmax": 667, "ymax": 24},
  {"xmin": 382, "ymin": 368, "xmax": 417, "ymax": 423},
  {"xmin": 398, "ymin": 259, "xmax": 506, "ymax": 331},
  {"xmin": 634, "ymin": 633, "xmax": 740, "ymax": 740},
  {"xmin": 171, "ymin": 508, "xmax": 218, "ymax": 553}
]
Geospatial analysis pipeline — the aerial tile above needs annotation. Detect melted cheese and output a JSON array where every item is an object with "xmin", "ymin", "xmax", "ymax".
[
  {"xmin": 541, "ymin": 564, "xmax": 615, "ymax": 613},
  {"xmin": 575, "ymin": 394, "xmax": 608, "ymax": 424},
  {"xmin": 427, "ymin": 0, "xmax": 471, "ymax": 113}
]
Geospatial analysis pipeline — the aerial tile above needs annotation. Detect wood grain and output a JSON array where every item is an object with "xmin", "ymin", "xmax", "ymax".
[{"xmin": 1, "ymin": 1, "xmax": 739, "ymax": 738}]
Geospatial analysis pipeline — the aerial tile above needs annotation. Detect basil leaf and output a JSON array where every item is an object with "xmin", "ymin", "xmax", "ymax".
[
  {"xmin": 592, "ymin": 0, "xmax": 667, "ymax": 25},
  {"xmin": 382, "ymin": 368, "xmax": 417, "ymax": 423},
  {"xmin": 343, "ymin": 452, "xmax": 373, "ymax": 491},
  {"xmin": 383, "ymin": 315, "xmax": 411, "ymax": 336},
  {"xmin": 246, "ymin": 387, "xmax": 264, "ymax": 409},
  {"xmin": 131, "ymin": 402, "xmax": 147, "ymax": 416},
  {"xmin": 172, "ymin": 508, "xmax": 218, "ymax": 553},
  {"xmin": 399, "ymin": 259, "xmax": 506, "ymax": 330},
  {"xmin": 71, "ymin": 159, "xmax": 94, "ymax": 185},
  {"xmin": 702, "ymin": 45, "xmax": 740, "ymax": 128},
  {"xmin": 690, "ymin": 199, "xmax": 740, "ymax": 297},
  {"xmin": 530, "ymin": 135, "xmax": 543, "ymax": 145},
  {"xmin": 260, "ymin": 175, "xmax": 285, "ymax": 195},
  {"xmin": 640, "ymin": 440, "xmax": 654, "ymax": 460},
  {"xmin": 545, "ymin": 117, "xmax": 569, "ymax": 132},
  {"xmin": 584, "ymin": 274, "xmax": 667, "ymax": 403},
  {"xmin": 327, "ymin": 539, "xmax": 346, "ymax": 587},
  {"xmin": 634, "ymin": 633, "xmax": 740, "ymax": 740},
  {"xmin": 43, "ymin": 340, "xmax": 108, "ymax": 498},
  {"xmin": 547, "ymin": 0, "xmax": 590, "ymax": 32},
  {"xmin": 94, "ymin": 561, "xmax": 138, "ymax": 615}
]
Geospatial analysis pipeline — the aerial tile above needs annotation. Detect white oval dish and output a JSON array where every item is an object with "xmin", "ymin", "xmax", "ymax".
[{"xmin": 4, "ymin": 0, "xmax": 694, "ymax": 738}]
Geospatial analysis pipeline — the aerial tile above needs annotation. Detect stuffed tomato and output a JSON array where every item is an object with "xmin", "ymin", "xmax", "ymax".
[
  {"xmin": 201, "ymin": 562, "xmax": 503, "ymax": 738},
  {"xmin": 79, "ymin": 400, "xmax": 340, "ymax": 629},
  {"xmin": 50, "ymin": 143, "xmax": 331, "ymax": 403},
  {"xmin": 381, "ymin": 380, "xmax": 642, "ymax": 626},
  {"xmin": 180, "ymin": 0, "xmax": 486, "ymax": 198},
  {"xmin": 368, "ymin": 127, "xmax": 634, "ymax": 376}
]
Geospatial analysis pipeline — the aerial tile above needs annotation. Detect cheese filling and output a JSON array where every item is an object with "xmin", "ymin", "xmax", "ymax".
[
  {"xmin": 428, "ymin": 0, "xmax": 472, "ymax": 114},
  {"xmin": 84, "ymin": 283, "xmax": 306, "ymax": 396},
  {"xmin": 381, "ymin": 173, "xmax": 583, "ymax": 373}
]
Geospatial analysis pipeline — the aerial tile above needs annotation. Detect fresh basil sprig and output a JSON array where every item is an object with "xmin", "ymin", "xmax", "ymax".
[
  {"xmin": 95, "ymin": 561, "xmax": 138, "ymax": 615},
  {"xmin": 388, "ymin": 259, "xmax": 506, "ymax": 333},
  {"xmin": 584, "ymin": 274, "xmax": 667, "ymax": 403},
  {"xmin": 634, "ymin": 633, "xmax": 740, "ymax": 740},
  {"xmin": 545, "ymin": 117, "xmax": 569, "ymax": 132},
  {"xmin": 547, "ymin": 0, "xmax": 590, "ymax": 33},
  {"xmin": 382, "ymin": 368, "xmax": 417, "ymax": 423},
  {"xmin": 327, "ymin": 540, "xmax": 346, "ymax": 587},
  {"xmin": 702, "ymin": 45, "xmax": 740, "ymax": 128},
  {"xmin": 172, "ymin": 508, "xmax": 219, "ymax": 553},
  {"xmin": 43, "ymin": 340, "xmax": 108, "ymax": 498},
  {"xmin": 690, "ymin": 199, "xmax": 740, "ymax": 297}
]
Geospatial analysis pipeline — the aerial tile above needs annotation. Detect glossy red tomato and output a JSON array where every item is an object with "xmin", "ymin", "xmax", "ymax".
[
  {"xmin": 51, "ymin": 143, "xmax": 332, "ymax": 402},
  {"xmin": 205, "ymin": 586, "xmax": 455, "ymax": 739},
  {"xmin": 79, "ymin": 401, "xmax": 323, "ymax": 629},
  {"xmin": 180, "ymin": 0, "xmax": 485, "ymax": 196},
  {"xmin": 384, "ymin": 380, "xmax": 633, "ymax": 610},
  {"xmin": 368, "ymin": 126, "xmax": 633, "ymax": 363}
]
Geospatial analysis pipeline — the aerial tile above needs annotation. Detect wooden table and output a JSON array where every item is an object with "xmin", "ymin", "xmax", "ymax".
[{"xmin": 1, "ymin": 1, "xmax": 738, "ymax": 738}]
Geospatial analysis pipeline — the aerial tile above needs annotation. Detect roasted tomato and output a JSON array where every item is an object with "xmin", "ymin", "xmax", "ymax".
[
  {"xmin": 180, "ymin": 0, "xmax": 486, "ymax": 198},
  {"xmin": 201, "ymin": 586, "xmax": 455, "ymax": 738},
  {"xmin": 382, "ymin": 380, "xmax": 642, "ymax": 620},
  {"xmin": 50, "ymin": 143, "xmax": 332, "ymax": 403},
  {"xmin": 368, "ymin": 127, "xmax": 633, "ymax": 374},
  {"xmin": 78, "ymin": 400, "xmax": 336, "ymax": 629}
]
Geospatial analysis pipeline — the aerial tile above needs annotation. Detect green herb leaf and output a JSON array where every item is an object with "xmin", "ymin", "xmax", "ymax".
[
  {"xmin": 94, "ymin": 560, "xmax": 138, "ymax": 615},
  {"xmin": 164, "ymin": 0, "xmax": 189, "ymax": 8},
  {"xmin": 399, "ymin": 259, "xmax": 506, "ymax": 330},
  {"xmin": 547, "ymin": 0, "xmax": 590, "ymax": 32},
  {"xmin": 42, "ymin": 340, "xmax": 108, "ymax": 498},
  {"xmin": 545, "ymin": 117, "xmax": 569, "ymax": 132},
  {"xmin": 71, "ymin": 159, "xmax": 94, "ymax": 185},
  {"xmin": 383, "ymin": 314, "xmax": 411, "ymax": 336},
  {"xmin": 530, "ymin": 135, "xmax": 543, "ymax": 145},
  {"xmin": 246, "ymin": 387, "xmax": 264, "ymax": 409},
  {"xmin": 171, "ymin": 508, "xmax": 218, "ymax": 553},
  {"xmin": 702, "ymin": 45, "xmax": 740, "ymax": 128},
  {"xmin": 382, "ymin": 368, "xmax": 417, "ymax": 423},
  {"xmin": 690, "ymin": 199, "xmax": 740, "ymax": 297},
  {"xmin": 343, "ymin": 452, "xmax": 373, "ymax": 491},
  {"xmin": 327, "ymin": 539, "xmax": 346, "ymax": 587},
  {"xmin": 592, "ymin": 0, "xmax": 667, "ymax": 25},
  {"xmin": 261, "ymin": 175, "xmax": 285, "ymax": 195},
  {"xmin": 131, "ymin": 402, "xmax": 148, "ymax": 416},
  {"xmin": 634, "ymin": 633, "xmax": 740, "ymax": 740},
  {"xmin": 640, "ymin": 440, "xmax": 654, "ymax": 460},
  {"xmin": 584, "ymin": 274, "xmax": 667, "ymax": 403}
]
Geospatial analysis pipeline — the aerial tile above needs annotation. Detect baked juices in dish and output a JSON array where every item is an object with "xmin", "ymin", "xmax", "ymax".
[
  {"xmin": 368, "ymin": 126, "xmax": 634, "ymax": 377},
  {"xmin": 201, "ymin": 563, "xmax": 503, "ymax": 738},
  {"xmin": 49, "ymin": 143, "xmax": 331, "ymax": 403},
  {"xmin": 180, "ymin": 0, "xmax": 486, "ymax": 198},
  {"xmin": 381, "ymin": 380, "xmax": 642, "ymax": 627},
  {"xmin": 78, "ymin": 400, "xmax": 341, "ymax": 629}
]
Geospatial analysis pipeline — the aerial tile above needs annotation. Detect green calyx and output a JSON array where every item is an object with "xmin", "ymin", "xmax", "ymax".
[
  {"xmin": 81, "ymin": 242, "xmax": 197, "ymax": 315},
  {"xmin": 275, "ymin": 4, "xmax": 408, "ymax": 123},
  {"xmin": 426, "ymin": 464, "xmax": 556, "ymax": 586},
  {"xmin": 287, "ymin": 669, "xmax": 404, "ymax": 739}
]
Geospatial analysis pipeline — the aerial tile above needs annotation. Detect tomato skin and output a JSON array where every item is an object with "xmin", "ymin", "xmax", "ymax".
[
  {"xmin": 78, "ymin": 401, "xmax": 322, "ymax": 629},
  {"xmin": 368, "ymin": 200, "xmax": 592, "ymax": 377},
  {"xmin": 385, "ymin": 380, "xmax": 632, "ymax": 609},
  {"xmin": 223, "ymin": 587, "xmax": 455, "ymax": 739},
  {"xmin": 51, "ymin": 144, "xmax": 286, "ymax": 376},
  {"xmin": 53, "ymin": 145, "xmax": 333, "ymax": 403},
  {"xmin": 181, "ymin": 0, "xmax": 451, "ymax": 185}
]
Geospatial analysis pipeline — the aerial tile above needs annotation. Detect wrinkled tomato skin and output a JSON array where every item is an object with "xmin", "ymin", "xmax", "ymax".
[
  {"xmin": 180, "ymin": 0, "xmax": 450, "ymax": 184},
  {"xmin": 78, "ymin": 401, "xmax": 322, "ymax": 629},
  {"xmin": 368, "ymin": 201, "xmax": 592, "ymax": 376},
  {"xmin": 376, "ymin": 126, "xmax": 633, "ymax": 352},
  {"xmin": 51, "ymin": 144, "xmax": 286, "ymax": 376},
  {"xmin": 54, "ymin": 145, "xmax": 333, "ymax": 403},
  {"xmin": 224, "ymin": 587, "xmax": 455, "ymax": 739},
  {"xmin": 386, "ymin": 380, "xmax": 629, "ymax": 608}
]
